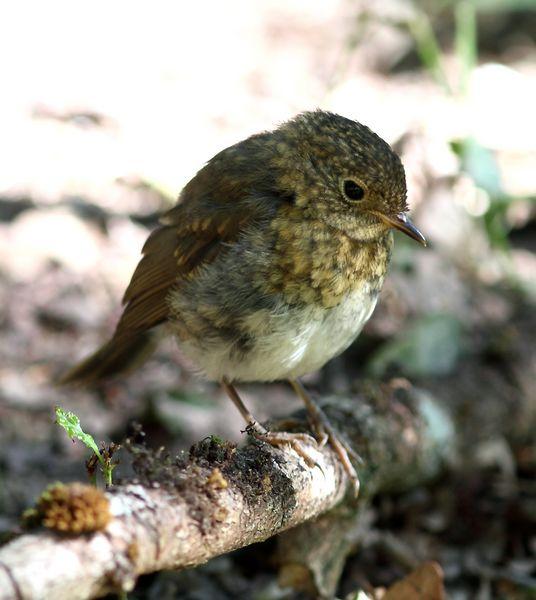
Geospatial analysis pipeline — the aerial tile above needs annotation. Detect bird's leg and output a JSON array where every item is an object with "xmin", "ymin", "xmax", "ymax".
[
  {"xmin": 288, "ymin": 378, "xmax": 360, "ymax": 493},
  {"xmin": 221, "ymin": 376, "xmax": 265, "ymax": 433},
  {"xmin": 220, "ymin": 377, "xmax": 318, "ymax": 467}
]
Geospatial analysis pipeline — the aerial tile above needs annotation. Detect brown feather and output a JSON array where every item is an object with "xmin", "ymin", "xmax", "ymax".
[
  {"xmin": 61, "ymin": 179, "xmax": 262, "ymax": 384},
  {"xmin": 58, "ymin": 330, "xmax": 158, "ymax": 384},
  {"xmin": 61, "ymin": 114, "xmax": 286, "ymax": 386},
  {"xmin": 116, "ymin": 205, "xmax": 252, "ymax": 339}
]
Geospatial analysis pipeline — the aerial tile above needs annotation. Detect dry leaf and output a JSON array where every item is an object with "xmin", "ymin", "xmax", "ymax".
[{"xmin": 382, "ymin": 561, "xmax": 445, "ymax": 600}]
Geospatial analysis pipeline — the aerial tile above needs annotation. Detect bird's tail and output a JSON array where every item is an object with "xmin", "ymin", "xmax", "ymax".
[{"xmin": 58, "ymin": 329, "xmax": 159, "ymax": 385}]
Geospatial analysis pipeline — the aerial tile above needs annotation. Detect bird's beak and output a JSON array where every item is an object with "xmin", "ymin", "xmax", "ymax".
[{"xmin": 377, "ymin": 212, "xmax": 427, "ymax": 246}]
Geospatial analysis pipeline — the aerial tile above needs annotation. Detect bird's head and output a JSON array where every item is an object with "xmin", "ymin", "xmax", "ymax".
[{"xmin": 271, "ymin": 110, "xmax": 426, "ymax": 246}]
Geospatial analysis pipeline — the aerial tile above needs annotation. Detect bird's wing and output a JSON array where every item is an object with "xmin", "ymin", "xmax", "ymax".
[
  {"xmin": 59, "ymin": 188, "xmax": 266, "ymax": 385},
  {"xmin": 115, "ymin": 126, "xmax": 287, "ymax": 338},
  {"xmin": 115, "ymin": 192, "xmax": 262, "ymax": 337}
]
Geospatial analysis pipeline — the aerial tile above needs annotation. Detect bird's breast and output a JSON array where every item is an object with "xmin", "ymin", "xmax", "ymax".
[
  {"xmin": 276, "ymin": 282, "xmax": 380, "ymax": 379},
  {"xmin": 266, "ymin": 215, "xmax": 392, "ymax": 308},
  {"xmin": 174, "ymin": 280, "xmax": 381, "ymax": 382},
  {"xmin": 167, "ymin": 217, "xmax": 392, "ymax": 382}
]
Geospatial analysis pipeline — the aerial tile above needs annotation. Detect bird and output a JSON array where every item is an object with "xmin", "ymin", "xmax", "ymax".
[{"xmin": 61, "ymin": 110, "xmax": 426, "ymax": 492}]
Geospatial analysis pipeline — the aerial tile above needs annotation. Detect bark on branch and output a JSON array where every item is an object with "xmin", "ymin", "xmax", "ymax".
[{"xmin": 0, "ymin": 382, "xmax": 487, "ymax": 600}]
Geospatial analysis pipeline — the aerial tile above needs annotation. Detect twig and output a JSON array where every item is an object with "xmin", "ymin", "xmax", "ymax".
[{"xmin": 0, "ymin": 384, "xmax": 454, "ymax": 600}]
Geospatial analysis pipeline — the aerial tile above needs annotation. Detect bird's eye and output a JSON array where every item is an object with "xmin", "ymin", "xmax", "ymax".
[{"xmin": 343, "ymin": 179, "xmax": 365, "ymax": 201}]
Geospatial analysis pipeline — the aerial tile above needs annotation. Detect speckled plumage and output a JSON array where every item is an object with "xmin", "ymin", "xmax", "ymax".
[
  {"xmin": 167, "ymin": 214, "xmax": 393, "ymax": 381},
  {"xmin": 62, "ymin": 110, "xmax": 422, "ymax": 387}
]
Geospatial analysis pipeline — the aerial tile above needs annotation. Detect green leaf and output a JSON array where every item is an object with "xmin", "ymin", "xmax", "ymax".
[
  {"xmin": 167, "ymin": 390, "xmax": 213, "ymax": 407},
  {"xmin": 455, "ymin": 1, "xmax": 477, "ymax": 95},
  {"xmin": 454, "ymin": 138, "xmax": 503, "ymax": 198},
  {"xmin": 368, "ymin": 314, "xmax": 462, "ymax": 378},
  {"xmin": 54, "ymin": 406, "xmax": 102, "ymax": 460},
  {"xmin": 472, "ymin": 0, "xmax": 536, "ymax": 10},
  {"xmin": 407, "ymin": 13, "xmax": 451, "ymax": 94}
]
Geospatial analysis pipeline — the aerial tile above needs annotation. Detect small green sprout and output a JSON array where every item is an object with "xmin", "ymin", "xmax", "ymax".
[{"xmin": 54, "ymin": 406, "xmax": 119, "ymax": 487}]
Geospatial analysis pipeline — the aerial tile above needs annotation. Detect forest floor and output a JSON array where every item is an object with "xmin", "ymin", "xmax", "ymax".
[{"xmin": 0, "ymin": 2, "xmax": 535, "ymax": 598}]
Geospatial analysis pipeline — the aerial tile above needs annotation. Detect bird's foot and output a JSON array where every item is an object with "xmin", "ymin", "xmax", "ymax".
[
  {"xmin": 245, "ymin": 422, "xmax": 319, "ymax": 468},
  {"xmin": 308, "ymin": 408, "xmax": 361, "ymax": 496},
  {"xmin": 289, "ymin": 379, "xmax": 361, "ymax": 496}
]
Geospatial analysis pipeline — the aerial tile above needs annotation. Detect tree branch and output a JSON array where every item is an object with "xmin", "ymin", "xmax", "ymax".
[{"xmin": 0, "ymin": 383, "xmax": 464, "ymax": 600}]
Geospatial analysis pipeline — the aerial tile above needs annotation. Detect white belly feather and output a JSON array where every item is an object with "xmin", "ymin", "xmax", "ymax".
[{"xmin": 179, "ymin": 285, "xmax": 378, "ymax": 382}]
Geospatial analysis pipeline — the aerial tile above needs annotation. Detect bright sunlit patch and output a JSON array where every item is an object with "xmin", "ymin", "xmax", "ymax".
[
  {"xmin": 468, "ymin": 63, "xmax": 536, "ymax": 152},
  {"xmin": 453, "ymin": 175, "xmax": 490, "ymax": 217}
]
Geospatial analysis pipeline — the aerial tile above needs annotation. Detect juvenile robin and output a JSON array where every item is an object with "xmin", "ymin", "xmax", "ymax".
[{"xmin": 61, "ymin": 110, "xmax": 426, "ymax": 491}]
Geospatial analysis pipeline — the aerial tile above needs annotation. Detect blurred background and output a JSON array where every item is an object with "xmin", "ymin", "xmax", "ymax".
[{"xmin": 0, "ymin": 1, "xmax": 535, "ymax": 598}]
